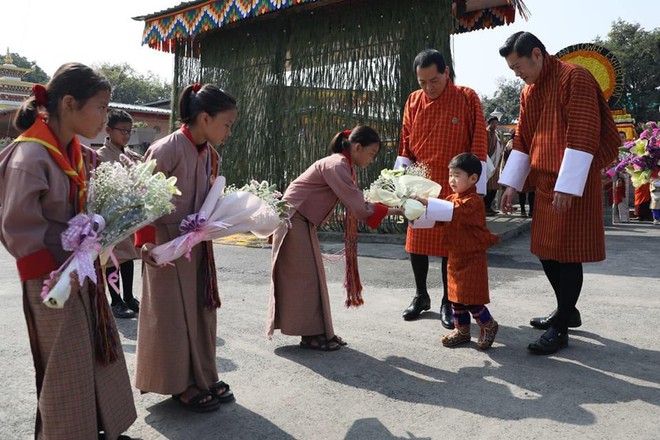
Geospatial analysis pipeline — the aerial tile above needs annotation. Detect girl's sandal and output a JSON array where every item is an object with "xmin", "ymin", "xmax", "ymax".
[
  {"xmin": 329, "ymin": 335, "xmax": 348, "ymax": 346},
  {"xmin": 172, "ymin": 390, "xmax": 220, "ymax": 413},
  {"xmin": 209, "ymin": 380, "xmax": 235, "ymax": 403},
  {"xmin": 300, "ymin": 335, "xmax": 341, "ymax": 351}
]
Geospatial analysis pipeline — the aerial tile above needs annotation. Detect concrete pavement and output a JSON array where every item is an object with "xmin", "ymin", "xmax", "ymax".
[
  {"xmin": 221, "ymin": 212, "xmax": 532, "ymax": 260},
  {"xmin": 318, "ymin": 212, "xmax": 531, "ymax": 260},
  {"xmin": 1, "ymin": 219, "xmax": 658, "ymax": 440}
]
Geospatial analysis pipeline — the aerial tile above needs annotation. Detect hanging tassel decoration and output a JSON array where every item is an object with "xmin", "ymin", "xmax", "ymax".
[
  {"xmin": 91, "ymin": 261, "xmax": 119, "ymax": 364},
  {"xmin": 203, "ymin": 241, "xmax": 221, "ymax": 310},
  {"xmin": 343, "ymin": 207, "xmax": 364, "ymax": 308},
  {"xmin": 509, "ymin": 0, "xmax": 531, "ymax": 21}
]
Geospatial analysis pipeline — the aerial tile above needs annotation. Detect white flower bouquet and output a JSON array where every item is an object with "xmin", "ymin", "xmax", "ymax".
[
  {"xmin": 41, "ymin": 157, "xmax": 180, "ymax": 308},
  {"xmin": 365, "ymin": 164, "xmax": 441, "ymax": 220},
  {"xmin": 149, "ymin": 177, "xmax": 291, "ymax": 265}
]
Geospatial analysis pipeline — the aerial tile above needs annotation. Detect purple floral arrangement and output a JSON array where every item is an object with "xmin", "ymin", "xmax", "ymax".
[{"xmin": 608, "ymin": 121, "xmax": 660, "ymax": 187}]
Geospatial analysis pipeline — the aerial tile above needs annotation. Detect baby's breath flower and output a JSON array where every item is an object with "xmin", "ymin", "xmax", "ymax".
[
  {"xmin": 225, "ymin": 179, "xmax": 291, "ymax": 226},
  {"xmin": 88, "ymin": 159, "xmax": 180, "ymax": 248}
]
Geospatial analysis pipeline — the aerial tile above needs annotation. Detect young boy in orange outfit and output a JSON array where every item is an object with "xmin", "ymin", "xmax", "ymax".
[{"xmin": 416, "ymin": 152, "xmax": 500, "ymax": 348}]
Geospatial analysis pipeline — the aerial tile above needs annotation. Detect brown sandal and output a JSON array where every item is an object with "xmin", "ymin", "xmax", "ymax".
[
  {"xmin": 441, "ymin": 327, "xmax": 471, "ymax": 347},
  {"xmin": 300, "ymin": 335, "xmax": 341, "ymax": 351},
  {"xmin": 209, "ymin": 380, "xmax": 235, "ymax": 403},
  {"xmin": 171, "ymin": 389, "xmax": 220, "ymax": 413},
  {"xmin": 477, "ymin": 320, "xmax": 499, "ymax": 350},
  {"xmin": 329, "ymin": 335, "xmax": 348, "ymax": 346}
]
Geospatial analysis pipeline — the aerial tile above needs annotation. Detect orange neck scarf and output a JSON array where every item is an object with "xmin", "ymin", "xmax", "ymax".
[{"xmin": 16, "ymin": 116, "xmax": 86, "ymax": 211}]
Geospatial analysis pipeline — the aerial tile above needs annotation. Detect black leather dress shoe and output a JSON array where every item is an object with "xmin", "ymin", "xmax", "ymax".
[
  {"xmin": 112, "ymin": 302, "xmax": 136, "ymax": 319},
  {"xmin": 530, "ymin": 308, "xmax": 581, "ymax": 330},
  {"xmin": 527, "ymin": 327, "xmax": 568, "ymax": 355},
  {"xmin": 402, "ymin": 293, "xmax": 431, "ymax": 321},
  {"xmin": 124, "ymin": 297, "xmax": 140, "ymax": 313},
  {"xmin": 440, "ymin": 302, "xmax": 454, "ymax": 329}
]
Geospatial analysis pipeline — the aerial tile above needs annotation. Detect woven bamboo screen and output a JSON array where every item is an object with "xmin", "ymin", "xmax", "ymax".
[{"xmin": 172, "ymin": 0, "xmax": 454, "ymax": 233}]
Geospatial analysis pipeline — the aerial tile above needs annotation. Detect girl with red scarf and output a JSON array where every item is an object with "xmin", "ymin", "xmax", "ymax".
[
  {"xmin": 0, "ymin": 64, "xmax": 135, "ymax": 440},
  {"xmin": 267, "ymin": 126, "xmax": 401, "ymax": 351},
  {"xmin": 135, "ymin": 84, "xmax": 238, "ymax": 413}
]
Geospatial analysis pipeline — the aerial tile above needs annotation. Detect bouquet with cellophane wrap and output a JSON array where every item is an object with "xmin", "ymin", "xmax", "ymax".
[
  {"xmin": 41, "ymin": 157, "xmax": 181, "ymax": 308},
  {"xmin": 365, "ymin": 164, "xmax": 441, "ymax": 220},
  {"xmin": 607, "ymin": 121, "xmax": 660, "ymax": 187},
  {"xmin": 149, "ymin": 177, "xmax": 291, "ymax": 265}
]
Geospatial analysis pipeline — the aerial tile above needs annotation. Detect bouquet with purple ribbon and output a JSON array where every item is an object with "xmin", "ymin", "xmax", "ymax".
[
  {"xmin": 607, "ymin": 122, "xmax": 660, "ymax": 187},
  {"xmin": 150, "ymin": 177, "xmax": 290, "ymax": 265},
  {"xmin": 41, "ymin": 158, "xmax": 180, "ymax": 308}
]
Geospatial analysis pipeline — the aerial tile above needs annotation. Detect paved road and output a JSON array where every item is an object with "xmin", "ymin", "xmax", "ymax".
[{"xmin": 1, "ymin": 223, "xmax": 658, "ymax": 439}]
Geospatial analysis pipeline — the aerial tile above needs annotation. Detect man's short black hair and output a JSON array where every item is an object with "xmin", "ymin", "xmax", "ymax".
[
  {"xmin": 499, "ymin": 31, "xmax": 547, "ymax": 58},
  {"xmin": 449, "ymin": 152, "xmax": 481, "ymax": 178},
  {"xmin": 487, "ymin": 116, "xmax": 499, "ymax": 124},
  {"xmin": 413, "ymin": 49, "xmax": 447, "ymax": 74}
]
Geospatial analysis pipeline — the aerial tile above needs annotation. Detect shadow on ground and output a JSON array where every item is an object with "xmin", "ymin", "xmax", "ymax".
[
  {"xmin": 346, "ymin": 418, "xmax": 431, "ymax": 439},
  {"xmin": 144, "ymin": 399, "xmax": 294, "ymax": 440},
  {"xmin": 275, "ymin": 325, "xmax": 660, "ymax": 427}
]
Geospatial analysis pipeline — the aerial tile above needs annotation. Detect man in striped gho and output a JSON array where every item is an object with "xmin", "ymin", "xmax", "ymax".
[{"xmin": 498, "ymin": 32, "xmax": 620, "ymax": 355}]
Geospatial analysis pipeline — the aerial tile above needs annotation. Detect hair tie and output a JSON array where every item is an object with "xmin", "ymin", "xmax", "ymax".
[
  {"xmin": 192, "ymin": 83, "xmax": 202, "ymax": 93},
  {"xmin": 32, "ymin": 84, "xmax": 48, "ymax": 107},
  {"xmin": 342, "ymin": 129, "xmax": 352, "ymax": 139}
]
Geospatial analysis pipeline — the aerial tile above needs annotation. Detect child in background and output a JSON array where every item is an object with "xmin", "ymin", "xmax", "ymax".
[
  {"xmin": 268, "ymin": 126, "xmax": 402, "ymax": 351},
  {"xmin": 0, "ymin": 63, "xmax": 135, "ymax": 439},
  {"xmin": 416, "ymin": 152, "xmax": 500, "ymax": 349},
  {"xmin": 650, "ymin": 171, "xmax": 660, "ymax": 225},
  {"xmin": 612, "ymin": 171, "xmax": 630, "ymax": 223},
  {"xmin": 98, "ymin": 109, "xmax": 143, "ymax": 319}
]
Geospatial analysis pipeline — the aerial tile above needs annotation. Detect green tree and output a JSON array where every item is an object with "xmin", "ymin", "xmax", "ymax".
[
  {"xmin": 8, "ymin": 52, "xmax": 50, "ymax": 84},
  {"xmin": 594, "ymin": 20, "xmax": 660, "ymax": 123},
  {"xmin": 480, "ymin": 77, "xmax": 524, "ymax": 124},
  {"xmin": 94, "ymin": 62, "xmax": 172, "ymax": 105}
]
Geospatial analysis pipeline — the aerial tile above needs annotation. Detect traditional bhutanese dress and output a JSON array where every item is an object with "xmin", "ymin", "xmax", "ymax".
[
  {"xmin": 0, "ymin": 117, "xmax": 136, "ymax": 439},
  {"xmin": 499, "ymin": 55, "xmax": 620, "ymax": 262},
  {"xmin": 135, "ymin": 126, "xmax": 222, "ymax": 396},
  {"xmin": 395, "ymin": 82, "xmax": 488, "ymax": 257},
  {"xmin": 425, "ymin": 187, "xmax": 500, "ymax": 305},
  {"xmin": 267, "ymin": 152, "xmax": 387, "ymax": 340}
]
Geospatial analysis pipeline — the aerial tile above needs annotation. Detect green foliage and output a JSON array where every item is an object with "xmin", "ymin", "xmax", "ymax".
[
  {"xmin": 94, "ymin": 62, "xmax": 172, "ymax": 105},
  {"xmin": 7, "ymin": 53, "xmax": 49, "ymax": 84},
  {"xmin": 480, "ymin": 78, "xmax": 524, "ymax": 124},
  {"xmin": 594, "ymin": 20, "xmax": 660, "ymax": 122},
  {"xmin": 173, "ymin": 0, "xmax": 454, "ymax": 233}
]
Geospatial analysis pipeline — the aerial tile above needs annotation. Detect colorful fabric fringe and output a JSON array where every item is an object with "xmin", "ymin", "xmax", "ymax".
[
  {"xmin": 91, "ymin": 261, "xmax": 119, "ymax": 364},
  {"xmin": 203, "ymin": 241, "xmax": 221, "ymax": 310},
  {"xmin": 138, "ymin": 0, "xmax": 528, "ymax": 52},
  {"xmin": 18, "ymin": 116, "xmax": 119, "ymax": 364},
  {"xmin": 343, "ymin": 167, "xmax": 363, "ymax": 308}
]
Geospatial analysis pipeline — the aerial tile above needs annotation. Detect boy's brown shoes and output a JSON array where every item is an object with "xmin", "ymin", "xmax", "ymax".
[
  {"xmin": 441, "ymin": 327, "xmax": 471, "ymax": 347},
  {"xmin": 477, "ymin": 320, "xmax": 498, "ymax": 350}
]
